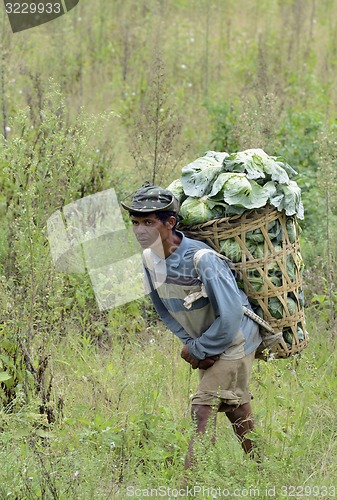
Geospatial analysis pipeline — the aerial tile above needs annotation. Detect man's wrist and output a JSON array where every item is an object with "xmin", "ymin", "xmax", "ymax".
[
  {"xmin": 185, "ymin": 341, "xmax": 202, "ymax": 361},
  {"xmin": 180, "ymin": 344, "xmax": 200, "ymax": 369}
]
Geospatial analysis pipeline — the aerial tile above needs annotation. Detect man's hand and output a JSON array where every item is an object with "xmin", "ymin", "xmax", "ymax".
[
  {"xmin": 180, "ymin": 345, "xmax": 200, "ymax": 369},
  {"xmin": 198, "ymin": 356, "xmax": 220, "ymax": 370},
  {"xmin": 180, "ymin": 345, "xmax": 220, "ymax": 370}
]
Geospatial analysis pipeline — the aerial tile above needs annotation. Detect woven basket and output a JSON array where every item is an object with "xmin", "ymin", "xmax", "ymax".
[{"xmin": 179, "ymin": 205, "xmax": 309, "ymax": 358}]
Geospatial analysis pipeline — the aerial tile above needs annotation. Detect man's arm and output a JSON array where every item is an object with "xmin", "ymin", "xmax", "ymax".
[
  {"xmin": 144, "ymin": 261, "xmax": 225, "ymax": 370},
  {"xmin": 186, "ymin": 252, "xmax": 244, "ymax": 360}
]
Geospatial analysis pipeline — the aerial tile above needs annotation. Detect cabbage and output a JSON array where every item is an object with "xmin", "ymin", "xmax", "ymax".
[
  {"xmin": 286, "ymin": 218, "xmax": 297, "ymax": 243},
  {"xmin": 268, "ymin": 297, "xmax": 297, "ymax": 319},
  {"xmin": 268, "ymin": 260, "xmax": 282, "ymax": 278},
  {"xmin": 181, "ymin": 156, "xmax": 224, "ymax": 197},
  {"xmin": 268, "ymin": 220, "xmax": 283, "ymax": 241},
  {"xmin": 246, "ymin": 242, "xmax": 264, "ymax": 259},
  {"xmin": 269, "ymin": 274, "xmax": 282, "ymax": 288},
  {"xmin": 267, "ymin": 260, "xmax": 282, "ymax": 287},
  {"xmin": 169, "ymin": 149, "xmax": 304, "ymax": 220},
  {"xmin": 269, "ymin": 180, "xmax": 304, "ymax": 219},
  {"xmin": 223, "ymin": 149, "xmax": 267, "ymax": 180},
  {"xmin": 170, "ymin": 148, "xmax": 303, "ymax": 218},
  {"xmin": 209, "ymin": 172, "xmax": 241, "ymax": 198},
  {"xmin": 298, "ymin": 289, "xmax": 305, "ymax": 307},
  {"xmin": 166, "ymin": 179, "xmax": 187, "ymax": 204},
  {"xmin": 179, "ymin": 196, "xmax": 224, "ymax": 225},
  {"xmin": 203, "ymin": 150, "xmax": 229, "ymax": 164},
  {"xmin": 249, "ymin": 277, "xmax": 264, "ymax": 292},
  {"xmin": 219, "ymin": 238, "xmax": 242, "ymax": 263},
  {"xmin": 262, "ymin": 180, "xmax": 278, "ymax": 199},
  {"xmin": 286, "ymin": 255, "xmax": 296, "ymax": 281},
  {"xmin": 255, "ymin": 306, "xmax": 264, "ymax": 319},
  {"xmin": 221, "ymin": 175, "xmax": 270, "ymax": 209},
  {"xmin": 297, "ymin": 325, "xmax": 305, "ymax": 341},
  {"xmin": 246, "ymin": 273, "xmax": 265, "ymax": 292},
  {"xmin": 272, "ymin": 243, "xmax": 282, "ymax": 254},
  {"xmin": 223, "ymin": 148, "xmax": 293, "ymax": 184},
  {"xmin": 224, "ymin": 205, "xmax": 247, "ymax": 216},
  {"xmin": 283, "ymin": 328, "xmax": 293, "ymax": 345},
  {"xmin": 274, "ymin": 157, "xmax": 298, "ymax": 179},
  {"xmin": 283, "ymin": 324, "xmax": 305, "ymax": 346},
  {"xmin": 260, "ymin": 156, "xmax": 290, "ymax": 184},
  {"xmin": 246, "ymin": 228, "xmax": 264, "ymax": 244},
  {"xmin": 246, "ymin": 221, "xmax": 283, "ymax": 246}
]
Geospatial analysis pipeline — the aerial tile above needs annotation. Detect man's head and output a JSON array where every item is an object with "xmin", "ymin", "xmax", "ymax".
[{"xmin": 121, "ymin": 185, "xmax": 180, "ymax": 249}]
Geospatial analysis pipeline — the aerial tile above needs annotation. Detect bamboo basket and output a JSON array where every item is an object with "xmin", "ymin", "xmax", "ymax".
[{"xmin": 179, "ymin": 205, "xmax": 309, "ymax": 358}]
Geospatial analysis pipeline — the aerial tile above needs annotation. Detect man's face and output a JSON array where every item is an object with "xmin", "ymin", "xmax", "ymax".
[{"xmin": 131, "ymin": 213, "xmax": 171, "ymax": 249}]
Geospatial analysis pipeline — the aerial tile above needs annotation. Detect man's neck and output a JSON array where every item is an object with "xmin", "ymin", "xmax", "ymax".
[{"xmin": 150, "ymin": 231, "xmax": 182, "ymax": 259}]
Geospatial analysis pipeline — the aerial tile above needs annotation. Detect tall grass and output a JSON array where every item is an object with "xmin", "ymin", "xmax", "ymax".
[{"xmin": 0, "ymin": 308, "xmax": 336, "ymax": 497}]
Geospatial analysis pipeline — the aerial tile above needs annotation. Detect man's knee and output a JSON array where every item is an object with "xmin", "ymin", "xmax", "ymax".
[
  {"xmin": 226, "ymin": 402, "xmax": 253, "ymax": 423},
  {"xmin": 191, "ymin": 404, "xmax": 214, "ymax": 424}
]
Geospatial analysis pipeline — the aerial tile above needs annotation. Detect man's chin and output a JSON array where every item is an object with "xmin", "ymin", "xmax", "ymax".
[
  {"xmin": 137, "ymin": 235, "xmax": 163, "ymax": 254},
  {"xmin": 137, "ymin": 239, "xmax": 154, "ymax": 248}
]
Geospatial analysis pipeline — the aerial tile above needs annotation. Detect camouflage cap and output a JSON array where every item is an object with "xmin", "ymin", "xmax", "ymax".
[{"xmin": 121, "ymin": 185, "xmax": 180, "ymax": 213}]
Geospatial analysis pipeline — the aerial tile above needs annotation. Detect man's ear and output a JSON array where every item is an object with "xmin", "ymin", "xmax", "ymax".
[{"xmin": 166, "ymin": 216, "xmax": 177, "ymax": 229}]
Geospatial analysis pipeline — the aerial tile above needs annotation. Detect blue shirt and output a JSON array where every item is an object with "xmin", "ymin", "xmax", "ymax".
[{"xmin": 143, "ymin": 231, "xmax": 262, "ymax": 361}]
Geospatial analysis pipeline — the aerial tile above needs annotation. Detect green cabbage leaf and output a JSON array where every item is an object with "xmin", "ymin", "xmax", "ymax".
[
  {"xmin": 181, "ymin": 156, "xmax": 224, "ymax": 197},
  {"xmin": 179, "ymin": 196, "xmax": 224, "ymax": 225},
  {"xmin": 223, "ymin": 149, "xmax": 296, "ymax": 184},
  {"xmin": 269, "ymin": 181, "xmax": 304, "ymax": 219},
  {"xmin": 166, "ymin": 179, "xmax": 187, "ymax": 204},
  {"xmin": 219, "ymin": 238, "xmax": 242, "ymax": 262},
  {"xmin": 246, "ymin": 242, "xmax": 264, "ymax": 259},
  {"xmin": 221, "ymin": 175, "xmax": 270, "ymax": 209},
  {"xmin": 268, "ymin": 297, "xmax": 297, "ymax": 319},
  {"xmin": 223, "ymin": 149, "xmax": 267, "ymax": 180},
  {"xmin": 286, "ymin": 218, "xmax": 297, "ymax": 243},
  {"xmin": 203, "ymin": 150, "xmax": 229, "ymax": 164}
]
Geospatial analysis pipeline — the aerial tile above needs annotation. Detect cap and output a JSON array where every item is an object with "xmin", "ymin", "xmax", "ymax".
[{"xmin": 121, "ymin": 185, "xmax": 180, "ymax": 214}]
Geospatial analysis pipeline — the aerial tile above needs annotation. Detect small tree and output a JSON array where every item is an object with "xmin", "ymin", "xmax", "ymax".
[{"xmin": 122, "ymin": 55, "xmax": 188, "ymax": 187}]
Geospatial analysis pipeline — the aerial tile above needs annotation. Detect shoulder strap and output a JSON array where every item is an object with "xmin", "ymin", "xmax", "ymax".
[{"xmin": 193, "ymin": 248, "xmax": 235, "ymax": 271}]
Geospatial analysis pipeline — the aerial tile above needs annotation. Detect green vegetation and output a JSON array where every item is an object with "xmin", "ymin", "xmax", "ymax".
[{"xmin": 0, "ymin": 0, "xmax": 336, "ymax": 497}]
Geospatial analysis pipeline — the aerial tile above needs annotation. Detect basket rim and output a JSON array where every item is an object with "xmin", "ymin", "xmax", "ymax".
[{"xmin": 178, "ymin": 205, "xmax": 280, "ymax": 231}]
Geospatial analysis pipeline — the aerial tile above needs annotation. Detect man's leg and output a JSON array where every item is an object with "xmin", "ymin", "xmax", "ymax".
[
  {"xmin": 225, "ymin": 402, "xmax": 254, "ymax": 454},
  {"xmin": 184, "ymin": 404, "xmax": 217, "ymax": 470}
]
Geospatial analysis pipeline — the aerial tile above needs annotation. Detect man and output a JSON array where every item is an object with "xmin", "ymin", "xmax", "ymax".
[{"xmin": 121, "ymin": 185, "xmax": 262, "ymax": 469}]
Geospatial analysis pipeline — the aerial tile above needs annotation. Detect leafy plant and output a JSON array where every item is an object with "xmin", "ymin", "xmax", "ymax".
[{"xmin": 0, "ymin": 82, "xmax": 114, "ymax": 415}]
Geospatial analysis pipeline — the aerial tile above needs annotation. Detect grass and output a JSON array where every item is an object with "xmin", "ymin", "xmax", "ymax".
[{"xmin": 0, "ymin": 307, "xmax": 336, "ymax": 499}]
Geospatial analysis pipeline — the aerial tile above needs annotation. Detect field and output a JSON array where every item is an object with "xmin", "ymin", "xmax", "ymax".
[{"xmin": 0, "ymin": 1, "xmax": 336, "ymax": 498}]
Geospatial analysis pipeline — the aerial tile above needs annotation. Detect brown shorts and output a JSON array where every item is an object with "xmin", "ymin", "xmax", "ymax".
[{"xmin": 191, "ymin": 351, "xmax": 255, "ymax": 412}]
